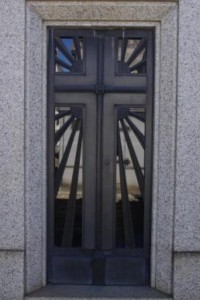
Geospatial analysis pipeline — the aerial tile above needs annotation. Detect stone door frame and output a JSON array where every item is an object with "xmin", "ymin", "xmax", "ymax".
[{"xmin": 25, "ymin": 1, "xmax": 177, "ymax": 295}]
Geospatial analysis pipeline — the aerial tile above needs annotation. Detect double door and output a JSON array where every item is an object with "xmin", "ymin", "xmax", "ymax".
[{"xmin": 48, "ymin": 28, "xmax": 154, "ymax": 285}]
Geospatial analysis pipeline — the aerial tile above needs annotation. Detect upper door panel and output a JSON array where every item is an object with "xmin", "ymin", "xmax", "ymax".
[
  {"xmin": 53, "ymin": 29, "xmax": 98, "ymax": 89},
  {"xmin": 104, "ymin": 30, "xmax": 152, "ymax": 93}
]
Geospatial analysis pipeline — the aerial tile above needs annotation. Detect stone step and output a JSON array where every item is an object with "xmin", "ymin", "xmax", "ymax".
[{"xmin": 25, "ymin": 285, "xmax": 172, "ymax": 300}]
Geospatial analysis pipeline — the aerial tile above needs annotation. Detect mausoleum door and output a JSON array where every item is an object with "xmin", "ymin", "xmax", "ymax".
[{"xmin": 48, "ymin": 29, "xmax": 154, "ymax": 285}]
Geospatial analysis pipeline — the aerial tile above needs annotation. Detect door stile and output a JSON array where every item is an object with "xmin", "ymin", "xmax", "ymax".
[
  {"xmin": 95, "ymin": 34, "xmax": 104, "ymax": 251},
  {"xmin": 47, "ymin": 28, "xmax": 55, "ymax": 282},
  {"xmin": 102, "ymin": 99, "xmax": 116, "ymax": 250},
  {"xmin": 143, "ymin": 31, "xmax": 154, "ymax": 282},
  {"xmin": 82, "ymin": 98, "xmax": 97, "ymax": 250}
]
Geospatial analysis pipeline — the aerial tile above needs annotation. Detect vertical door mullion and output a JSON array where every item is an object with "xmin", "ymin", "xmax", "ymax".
[
  {"xmin": 95, "ymin": 34, "xmax": 104, "ymax": 250},
  {"xmin": 102, "ymin": 101, "xmax": 116, "ymax": 249},
  {"xmin": 101, "ymin": 36, "xmax": 116, "ymax": 249},
  {"xmin": 83, "ymin": 98, "xmax": 97, "ymax": 249},
  {"xmin": 82, "ymin": 37, "xmax": 98, "ymax": 249}
]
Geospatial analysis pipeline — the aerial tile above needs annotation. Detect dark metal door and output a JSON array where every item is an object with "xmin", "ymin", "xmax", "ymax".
[{"xmin": 48, "ymin": 29, "xmax": 154, "ymax": 285}]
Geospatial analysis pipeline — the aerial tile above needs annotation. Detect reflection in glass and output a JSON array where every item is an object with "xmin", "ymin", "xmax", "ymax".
[
  {"xmin": 55, "ymin": 37, "xmax": 84, "ymax": 73},
  {"xmin": 117, "ymin": 38, "xmax": 147, "ymax": 74},
  {"xmin": 54, "ymin": 106, "xmax": 83, "ymax": 248},
  {"xmin": 116, "ymin": 107, "xmax": 145, "ymax": 248}
]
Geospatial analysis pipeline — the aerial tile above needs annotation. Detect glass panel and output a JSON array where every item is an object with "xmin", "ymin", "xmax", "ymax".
[
  {"xmin": 55, "ymin": 36, "xmax": 84, "ymax": 74},
  {"xmin": 116, "ymin": 107, "xmax": 145, "ymax": 248},
  {"xmin": 54, "ymin": 106, "xmax": 83, "ymax": 248},
  {"xmin": 117, "ymin": 38, "xmax": 147, "ymax": 75}
]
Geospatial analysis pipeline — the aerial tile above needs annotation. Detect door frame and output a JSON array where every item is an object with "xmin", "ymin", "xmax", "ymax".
[
  {"xmin": 25, "ymin": 1, "xmax": 178, "ymax": 294},
  {"xmin": 47, "ymin": 28, "xmax": 154, "ymax": 285}
]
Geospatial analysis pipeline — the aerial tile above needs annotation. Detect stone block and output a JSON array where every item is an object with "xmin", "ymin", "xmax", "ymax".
[
  {"xmin": 0, "ymin": 251, "xmax": 24, "ymax": 300},
  {"xmin": 153, "ymin": 7, "xmax": 177, "ymax": 294},
  {"xmin": 27, "ymin": 1, "xmax": 177, "ymax": 22},
  {"xmin": 174, "ymin": 253, "xmax": 200, "ymax": 300},
  {"xmin": 25, "ymin": 285, "xmax": 172, "ymax": 300},
  {"xmin": 175, "ymin": 0, "xmax": 200, "ymax": 251},
  {"xmin": 0, "ymin": 0, "xmax": 25, "ymax": 249},
  {"xmin": 25, "ymin": 4, "xmax": 45, "ymax": 293}
]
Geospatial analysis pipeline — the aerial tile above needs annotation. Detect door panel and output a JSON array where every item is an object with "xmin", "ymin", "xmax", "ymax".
[
  {"xmin": 48, "ymin": 28, "xmax": 154, "ymax": 285},
  {"xmin": 50, "ymin": 97, "xmax": 97, "ymax": 283},
  {"xmin": 101, "ymin": 94, "xmax": 146, "ymax": 250},
  {"xmin": 104, "ymin": 34, "xmax": 147, "ymax": 91},
  {"xmin": 55, "ymin": 34, "xmax": 98, "ymax": 88},
  {"xmin": 55, "ymin": 97, "xmax": 97, "ymax": 250},
  {"xmin": 105, "ymin": 256, "xmax": 145, "ymax": 285},
  {"xmin": 52, "ymin": 255, "xmax": 93, "ymax": 284}
]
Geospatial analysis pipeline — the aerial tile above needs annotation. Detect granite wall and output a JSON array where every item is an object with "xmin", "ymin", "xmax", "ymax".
[
  {"xmin": 0, "ymin": 0, "xmax": 25, "ymax": 299},
  {"xmin": 0, "ymin": 0, "xmax": 200, "ymax": 299},
  {"xmin": 173, "ymin": 0, "xmax": 200, "ymax": 299}
]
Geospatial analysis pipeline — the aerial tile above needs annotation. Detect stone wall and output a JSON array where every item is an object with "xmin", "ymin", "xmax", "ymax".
[
  {"xmin": 0, "ymin": 0, "xmax": 25, "ymax": 299},
  {"xmin": 0, "ymin": 1, "xmax": 200, "ymax": 299},
  {"xmin": 173, "ymin": 0, "xmax": 200, "ymax": 299}
]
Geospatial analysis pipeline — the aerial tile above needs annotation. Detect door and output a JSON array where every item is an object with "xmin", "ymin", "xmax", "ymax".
[{"xmin": 47, "ymin": 28, "xmax": 154, "ymax": 285}]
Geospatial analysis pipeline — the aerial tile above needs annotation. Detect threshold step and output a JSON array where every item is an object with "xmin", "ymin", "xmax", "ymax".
[{"xmin": 25, "ymin": 285, "xmax": 172, "ymax": 300}]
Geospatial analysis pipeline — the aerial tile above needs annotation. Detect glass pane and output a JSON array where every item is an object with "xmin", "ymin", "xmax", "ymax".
[
  {"xmin": 55, "ymin": 36, "xmax": 84, "ymax": 74},
  {"xmin": 116, "ymin": 107, "xmax": 145, "ymax": 248},
  {"xmin": 54, "ymin": 106, "xmax": 83, "ymax": 248},
  {"xmin": 117, "ymin": 38, "xmax": 147, "ymax": 75}
]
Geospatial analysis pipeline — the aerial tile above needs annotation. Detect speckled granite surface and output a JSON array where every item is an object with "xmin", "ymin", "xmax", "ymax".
[
  {"xmin": 1, "ymin": 0, "xmax": 200, "ymax": 299},
  {"xmin": 25, "ymin": 4, "xmax": 45, "ymax": 294},
  {"xmin": 0, "ymin": 251, "xmax": 24, "ymax": 300},
  {"xmin": 175, "ymin": 0, "xmax": 200, "ymax": 252},
  {"xmin": 25, "ymin": 285, "xmax": 172, "ymax": 299},
  {"xmin": 0, "ymin": 0, "xmax": 25, "ymax": 250},
  {"xmin": 25, "ymin": 1, "xmax": 177, "ymax": 295},
  {"xmin": 174, "ymin": 253, "xmax": 200, "ymax": 300}
]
